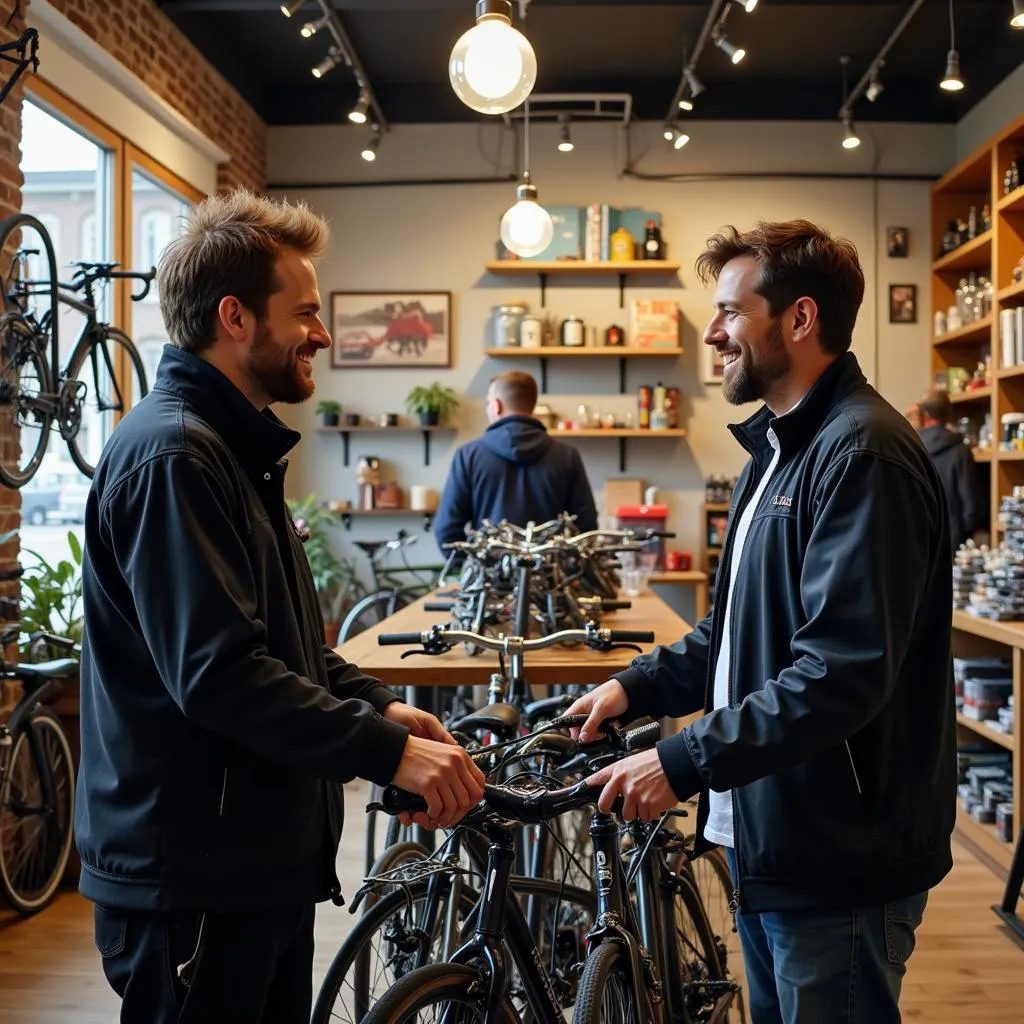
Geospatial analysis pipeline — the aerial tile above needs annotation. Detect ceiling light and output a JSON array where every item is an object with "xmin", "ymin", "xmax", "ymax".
[
  {"xmin": 557, "ymin": 115, "xmax": 574, "ymax": 153},
  {"xmin": 665, "ymin": 127, "xmax": 690, "ymax": 150},
  {"xmin": 663, "ymin": 125, "xmax": 675, "ymax": 141},
  {"xmin": 312, "ymin": 50, "xmax": 340, "ymax": 79},
  {"xmin": 940, "ymin": 50, "xmax": 964, "ymax": 91},
  {"xmin": 280, "ymin": 1, "xmax": 306, "ymax": 17},
  {"xmin": 300, "ymin": 16, "xmax": 329, "ymax": 38},
  {"xmin": 361, "ymin": 129, "xmax": 381, "ymax": 163},
  {"xmin": 1013, "ymin": 0, "xmax": 1024, "ymax": 28},
  {"xmin": 678, "ymin": 97, "xmax": 694, "ymax": 112},
  {"xmin": 449, "ymin": 0, "xmax": 537, "ymax": 115},
  {"xmin": 348, "ymin": 91, "xmax": 370, "ymax": 124},
  {"xmin": 685, "ymin": 69, "xmax": 705, "ymax": 97},
  {"xmin": 842, "ymin": 118, "xmax": 861, "ymax": 150},
  {"xmin": 714, "ymin": 31, "xmax": 746, "ymax": 65},
  {"xmin": 501, "ymin": 180, "xmax": 553, "ymax": 257},
  {"xmin": 731, "ymin": 0, "xmax": 758, "ymax": 11},
  {"xmin": 866, "ymin": 63, "xmax": 885, "ymax": 102}
]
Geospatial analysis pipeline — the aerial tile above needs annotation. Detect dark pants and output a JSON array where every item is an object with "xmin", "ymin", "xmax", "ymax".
[{"xmin": 93, "ymin": 903, "xmax": 315, "ymax": 1024}]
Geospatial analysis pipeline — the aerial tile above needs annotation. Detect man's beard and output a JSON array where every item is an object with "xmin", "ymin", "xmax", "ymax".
[
  {"xmin": 246, "ymin": 321, "xmax": 315, "ymax": 405},
  {"xmin": 722, "ymin": 318, "xmax": 790, "ymax": 406}
]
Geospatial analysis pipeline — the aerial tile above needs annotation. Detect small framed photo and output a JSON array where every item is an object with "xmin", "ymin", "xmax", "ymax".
[
  {"xmin": 886, "ymin": 226, "xmax": 909, "ymax": 258},
  {"xmin": 702, "ymin": 344, "xmax": 726, "ymax": 386},
  {"xmin": 889, "ymin": 284, "xmax": 917, "ymax": 324},
  {"xmin": 329, "ymin": 291, "xmax": 452, "ymax": 368}
]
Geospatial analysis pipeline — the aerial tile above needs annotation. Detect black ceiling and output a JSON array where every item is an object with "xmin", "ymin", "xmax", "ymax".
[{"xmin": 156, "ymin": 0, "xmax": 1024, "ymax": 126}]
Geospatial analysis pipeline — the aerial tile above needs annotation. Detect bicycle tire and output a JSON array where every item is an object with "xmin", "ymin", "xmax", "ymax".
[
  {"xmin": 0, "ymin": 706, "xmax": 75, "ymax": 914},
  {"xmin": 0, "ymin": 316, "xmax": 52, "ymax": 488},
  {"xmin": 574, "ymin": 941, "xmax": 641, "ymax": 1024},
  {"xmin": 0, "ymin": 212, "xmax": 59, "ymax": 333},
  {"xmin": 64, "ymin": 325, "xmax": 148, "ymax": 478},
  {"xmin": 338, "ymin": 589, "xmax": 414, "ymax": 645}
]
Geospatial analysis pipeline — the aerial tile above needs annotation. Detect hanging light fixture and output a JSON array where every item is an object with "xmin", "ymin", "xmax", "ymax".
[
  {"xmin": 300, "ymin": 15, "xmax": 329, "ymax": 39},
  {"xmin": 678, "ymin": 96, "xmax": 694, "ymax": 112},
  {"xmin": 731, "ymin": 0, "xmax": 758, "ymax": 11},
  {"xmin": 713, "ymin": 27, "xmax": 746, "ymax": 65},
  {"xmin": 838, "ymin": 56, "xmax": 861, "ymax": 150},
  {"xmin": 449, "ymin": 0, "xmax": 537, "ymax": 115},
  {"xmin": 671, "ymin": 127, "xmax": 690, "ymax": 151},
  {"xmin": 940, "ymin": 0, "xmax": 965, "ymax": 91},
  {"xmin": 1012, "ymin": 0, "xmax": 1024, "ymax": 28},
  {"xmin": 348, "ymin": 90, "xmax": 370, "ymax": 124},
  {"xmin": 500, "ymin": 104, "xmax": 553, "ymax": 258},
  {"xmin": 685, "ymin": 69, "xmax": 705, "ymax": 98},
  {"xmin": 663, "ymin": 125, "xmax": 675, "ymax": 141},
  {"xmin": 280, "ymin": 1, "xmax": 306, "ymax": 17},
  {"xmin": 361, "ymin": 127, "xmax": 381, "ymax": 163},
  {"xmin": 312, "ymin": 49, "xmax": 340, "ymax": 79},
  {"xmin": 557, "ymin": 115, "xmax": 574, "ymax": 153},
  {"xmin": 866, "ymin": 62, "xmax": 885, "ymax": 103},
  {"xmin": 842, "ymin": 117, "xmax": 861, "ymax": 149}
]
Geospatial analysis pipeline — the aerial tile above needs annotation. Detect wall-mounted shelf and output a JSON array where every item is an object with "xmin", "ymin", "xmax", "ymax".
[
  {"xmin": 335, "ymin": 508, "xmax": 435, "ymax": 532},
  {"xmin": 932, "ymin": 230, "xmax": 993, "ymax": 274},
  {"xmin": 484, "ymin": 259, "xmax": 680, "ymax": 308},
  {"xmin": 997, "ymin": 183, "xmax": 1024, "ymax": 214},
  {"xmin": 549, "ymin": 427, "xmax": 685, "ymax": 472},
  {"xmin": 484, "ymin": 345, "xmax": 683, "ymax": 392},
  {"xmin": 318, "ymin": 425, "xmax": 456, "ymax": 467}
]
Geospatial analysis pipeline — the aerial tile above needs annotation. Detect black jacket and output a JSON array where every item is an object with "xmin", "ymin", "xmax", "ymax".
[
  {"xmin": 433, "ymin": 415, "xmax": 598, "ymax": 546},
  {"xmin": 617, "ymin": 354, "xmax": 957, "ymax": 914},
  {"xmin": 919, "ymin": 424, "xmax": 979, "ymax": 551},
  {"xmin": 76, "ymin": 346, "xmax": 410, "ymax": 913}
]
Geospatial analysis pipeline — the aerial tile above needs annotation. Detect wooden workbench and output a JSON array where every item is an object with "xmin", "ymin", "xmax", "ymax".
[{"xmin": 336, "ymin": 588, "xmax": 689, "ymax": 690}]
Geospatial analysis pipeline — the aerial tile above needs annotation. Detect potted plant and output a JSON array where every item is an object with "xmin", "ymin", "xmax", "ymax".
[
  {"xmin": 405, "ymin": 383, "xmax": 460, "ymax": 427},
  {"xmin": 286, "ymin": 493, "xmax": 362, "ymax": 643},
  {"xmin": 316, "ymin": 399, "xmax": 342, "ymax": 427},
  {"xmin": 20, "ymin": 530, "xmax": 85, "ymax": 658}
]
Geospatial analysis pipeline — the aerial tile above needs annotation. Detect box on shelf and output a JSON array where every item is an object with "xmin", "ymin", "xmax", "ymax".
[
  {"xmin": 615, "ymin": 503, "xmax": 669, "ymax": 568},
  {"xmin": 630, "ymin": 299, "xmax": 679, "ymax": 349},
  {"xmin": 603, "ymin": 478, "xmax": 644, "ymax": 517}
]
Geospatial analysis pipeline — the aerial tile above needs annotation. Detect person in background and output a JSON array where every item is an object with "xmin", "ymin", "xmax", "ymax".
[
  {"xmin": 76, "ymin": 188, "xmax": 484, "ymax": 1024},
  {"xmin": 917, "ymin": 387, "xmax": 980, "ymax": 552},
  {"xmin": 904, "ymin": 402, "xmax": 922, "ymax": 429},
  {"xmin": 433, "ymin": 370, "xmax": 598, "ymax": 547},
  {"xmin": 568, "ymin": 220, "xmax": 956, "ymax": 1024}
]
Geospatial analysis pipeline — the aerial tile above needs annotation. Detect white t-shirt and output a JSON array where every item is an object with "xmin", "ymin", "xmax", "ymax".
[{"xmin": 703, "ymin": 423, "xmax": 782, "ymax": 847}]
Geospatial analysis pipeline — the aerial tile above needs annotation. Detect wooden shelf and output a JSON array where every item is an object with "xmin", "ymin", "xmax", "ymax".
[
  {"xmin": 948, "ymin": 387, "xmax": 992, "ymax": 404},
  {"xmin": 953, "ymin": 609, "xmax": 1024, "ymax": 646},
  {"xmin": 932, "ymin": 230, "xmax": 993, "ymax": 274},
  {"xmin": 995, "ymin": 365, "xmax": 1024, "ymax": 379},
  {"xmin": 551, "ymin": 428, "xmax": 685, "ymax": 438},
  {"xmin": 703, "ymin": 502, "xmax": 731, "ymax": 511},
  {"xmin": 955, "ymin": 805, "xmax": 1014, "ymax": 873},
  {"xmin": 933, "ymin": 317, "xmax": 992, "ymax": 346},
  {"xmin": 972, "ymin": 448, "xmax": 993, "ymax": 462},
  {"xmin": 997, "ymin": 279, "xmax": 1024, "ymax": 306},
  {"xmin": 334, "ymin": 508, "xmax": 436, "ymax": 532},
  {"xmin": 997, "ymin": 183, "xmax": 1024, "ymax": 214},
  {"xmin": 650, "ymin": 570, "xmax": 707, "ymax": 584},
  {"xmin": 998, "ymin": 449, "xmax": 1024, "ymax": 461},
  {"xmin": 956, "ymin": 712, "xmax": 1015, "ymax": 752},
  {"xmin": 484, "ymin": 346, "xmax": 682, "ymax": 359},
  {"xmin": 933, "ymin": 149, "xmax": 992, "ymax": 196},
  {"xmin": 485, "ymin": 259, "xmax": 680, "ymax": 275}
]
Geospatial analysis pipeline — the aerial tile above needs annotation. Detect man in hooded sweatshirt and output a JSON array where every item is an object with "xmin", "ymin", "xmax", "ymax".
[
  {"xmin": 434, "ymin": 370, "xmax": 599, "ymax": 547},
  {"xmin": 917, "ymin": 387, "xmax": 980, "ymax": 553}
]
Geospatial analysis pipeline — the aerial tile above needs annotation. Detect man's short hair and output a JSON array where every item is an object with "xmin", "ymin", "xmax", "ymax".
[
  {"xmin": 158, "ymin": 187, "xmax": 329, "ymax": 355},
  {"xmin": 490, "ymin": 371, "xmax": 538, "ymax": 414},
  {"xmin": 694, "ymin": 219, "xmax": 865, "ymax": 356},
  {"xmin": 918, "ymin": 389, "xmax": 953, "ymax": 425}
]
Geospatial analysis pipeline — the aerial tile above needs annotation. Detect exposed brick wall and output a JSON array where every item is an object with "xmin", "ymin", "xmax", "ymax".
[{"xmin": 47, "ymin": 0, "xmax": 266, "ymax": 192}]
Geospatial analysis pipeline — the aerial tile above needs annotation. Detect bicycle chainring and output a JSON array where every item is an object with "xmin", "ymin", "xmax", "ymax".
[{"xmin": 56, "ymin": 377, "xmax": 86, "ymax": 440}]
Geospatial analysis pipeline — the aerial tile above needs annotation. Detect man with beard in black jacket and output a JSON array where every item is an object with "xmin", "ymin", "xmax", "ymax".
[
  {"xmin": 433, "ymin": 370, "xmax": 598, "ymax": 547},
  {"xmin": 568, "ymin": 221, "xmax": 956, "ymax": 1024},
  {"xmin": 917, "ymin": 387, "xmax": 980, "ymax": 552}
]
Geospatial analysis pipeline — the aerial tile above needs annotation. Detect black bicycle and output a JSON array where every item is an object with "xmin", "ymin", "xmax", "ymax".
[{"xmin": 0, "ymin": 212, "xmax": 152, "ymax": 485}]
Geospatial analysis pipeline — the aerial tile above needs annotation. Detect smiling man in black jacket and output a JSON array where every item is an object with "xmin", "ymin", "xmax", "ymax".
[
  {"xmin": 569, "ymin": 221, "xmax": 956, "ymax": 1024},
  {"xmin": 76, "ymin": 189, "xmax": 484, "ymax": 1023},
  {"xmin": 433, "ymin": 370, "xmax": 598, "ymax": 547}
]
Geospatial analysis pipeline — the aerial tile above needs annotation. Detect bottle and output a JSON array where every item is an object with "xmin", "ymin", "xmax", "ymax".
[
  {"xmin": 610, "ymin": 226, "xmax": 634, "ymax": 263},
  {"xmin": 982, "ymin": 203, "xmax": 991, "ymax": 232},
  {"xmin": 643, "ymin": 220, "xmax": 664, "ymax": 260},
  {"xmin": 637, "ymin": 385, "xmax": 652, "ymax": 429},
  {"xmin": 653, "ymin": 381, "xmax": 666, "ymax": 413},
  {"xmin": 968, "ymin": 205, "xmax": 978, "ymax": 240},
  {"xmin": 665, "ymin": 386, "xmax": 680, "ymax": 429}
]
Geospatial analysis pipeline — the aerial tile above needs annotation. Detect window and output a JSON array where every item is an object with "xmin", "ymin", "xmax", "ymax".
[{"xmin": 80, "ymin": 212, "xmax": 98, "ymax": 262}]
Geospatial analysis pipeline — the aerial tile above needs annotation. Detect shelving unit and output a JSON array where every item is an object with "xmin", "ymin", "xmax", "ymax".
[
  {"xmin": 318, "ymin": 425, "xmax": 456, "ymax": 467},
  {"xmin": 484, "ymin": 259, "xmax": 680, "ymax": 308},
  {"xmin": 548, "ymin": 427, "xmax": 686, "ymax": 473},
  {"xmin": 334, "ymin": 507, "xmax": 435, "ymax": 532},
  {"xmin": 484, "ymin": 345, "xmax": 683, "ymax": 393},
  {"xmin": 700, "ymin": 502, "xmax": 730, "ymax": 609},
  {"xmin": 930, "ymin": 109, "xmax": 1024, "ymax": 543}
]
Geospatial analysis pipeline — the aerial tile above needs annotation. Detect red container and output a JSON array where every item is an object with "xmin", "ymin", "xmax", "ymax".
[{"xmin": 615, "ymin": 504, "xmax": 669, "ymax": 568}]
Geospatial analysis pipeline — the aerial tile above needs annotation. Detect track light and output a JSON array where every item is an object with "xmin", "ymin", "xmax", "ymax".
[
  {"xmin": 663, "ymin": 125, "xmax": 675, "ymax": 141},
  {"xmin": 348, "ymin": 91, "xmax": 370, "ymax": 124},
  {"xmin": 361, "ymin": 128, "xmax": 381, "ymax": 163},
  {"xmin": 713, "ymin": 30, "xmax": 746, "ymax": 65},
  {"xmin": 312, "ymin": 49, "xmax": 340, "ymax": 79},
  {"xmin": 557, "ymin": 115, "xmax": 574, "ymax": 153},
  {"xmin": 866, "ymin": 63, "xmax": 885, "ymax": 102},
  {"xmin": 842, "ymin": 118, "xmax": 861, "ymax": 150},
  {"xmin": 1013, "ymin": 0, "xmax": 1024, "ymax": 28},
  {"xmin": 731, "ymin": 0, "xmax": 758, "ymax": 11},
  {"xmin": 449, "ymin": 0, "xmax": 537, "ymax": 115},
  {"xmin": 666, "ymin": 127, "xmax": 690, "ymax": 151},
  {"xmin": 280, "ymin": 1, "xmax": 305, "ymax": 17},
  {"xmin": 300, "ymin": 16, "xmax": 329, "ymax": 38},
  {"xmin": 685, "ymin": 69, "xmax": 705, "ymax": 98},
  {"xmin": 678, "ymin": 97, "xmax": 694, "ymax": 112}
]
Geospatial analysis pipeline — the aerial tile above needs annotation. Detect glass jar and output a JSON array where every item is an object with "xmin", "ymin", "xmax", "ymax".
[{"xmin": 489, "ymin": 302, "xmax": 528, "ymax": 348}]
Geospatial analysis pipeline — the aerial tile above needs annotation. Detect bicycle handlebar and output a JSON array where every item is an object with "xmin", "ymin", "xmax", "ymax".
[
  {"xmin": 377, "ymin": 624, "xmax": 655, "ymax": 651},
  {"xmin": 62, "ymin": 264, "xmax": 156, "ymax": 302}
]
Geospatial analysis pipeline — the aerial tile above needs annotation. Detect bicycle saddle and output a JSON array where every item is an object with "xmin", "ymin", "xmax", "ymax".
[
  {"xmin": 353, "ymin": 540, "xmax": 388, "ymax": 556},
  {"xmin": 17, "ymin": 658, "xmax": 78, "ymax": 680},
  {"xmin": 449, "ymin": 701, "xmax": 521, "ymax": 738}
]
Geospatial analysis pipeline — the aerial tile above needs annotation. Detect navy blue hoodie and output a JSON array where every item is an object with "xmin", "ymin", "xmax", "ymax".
[{"xmin": 433, "ymin": 415, "xmax": 598, "ymax": 547}]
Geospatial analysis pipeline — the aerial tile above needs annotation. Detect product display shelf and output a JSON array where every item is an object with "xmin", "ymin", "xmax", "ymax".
[
  {"xmin": 317, "ymin": 425, "xmax": 456, "ymax": 467},
  {"xmin": 548, "ymin": 427, "xmax": 686, "ymax": 473},
  {"xmin": 950, "ymin": 611, "xmax": 1022, "ymax": 876},
  {"xmin": 333, "ymin": 507, "xmax": 436, "ymax": 532},
  {"xmin": 931, "ymin": 109, "xmax": 1024, "ymax": 543},
  {"xmin": 484, "ymin": 346, "xmax": 683, "ymax": 394},
  {"xmin": 484, "ymin": 259, "xmax": 680, "ymax": 308}
]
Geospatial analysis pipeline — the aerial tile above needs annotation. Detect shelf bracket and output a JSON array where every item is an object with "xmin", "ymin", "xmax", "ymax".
[
  {"xmin": 619, "ymin": 357, "xmax": 627, "ymax": 394},
  {"xmin": 341, "ymin": 430, "xmax": 351, "ymax": 467},
  {"xmin": 421, "ymin": 429, "xmax": 432, "ymax": 467},
  {"xmin": 539, "ymin": 356, "xmax": 548, "ymax": 393},
  {"xmin": 994, "ymin": 825, "xmax": 1024, "ymax": 943},
  {"xmin": 618, "ymin": 272, "xmax": 626, "ymax": 308},
  {"xmin": 539, "ymin": 271, "xmax": 547, "ymax": 308},
  {"xmin": 619, "ymin": 437, "xmax": 627, "ymax": 473},
  {"xmin": 422, "ymin": 512, "xmax": 434, "ymax": 533},
  {"xmin": 341, "ymin": 511, "xmax": 353, "ymax": 530}
]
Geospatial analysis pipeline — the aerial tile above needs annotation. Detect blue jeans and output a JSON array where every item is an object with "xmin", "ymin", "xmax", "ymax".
[{"xmin": 726, "ymin": 851, "xmax": 927, "ymax": 1024}]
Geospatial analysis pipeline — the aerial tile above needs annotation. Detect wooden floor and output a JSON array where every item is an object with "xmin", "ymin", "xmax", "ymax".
[{"xmin": 0, "ymin": 780, "xmax": 1021, "ymax": 1023}]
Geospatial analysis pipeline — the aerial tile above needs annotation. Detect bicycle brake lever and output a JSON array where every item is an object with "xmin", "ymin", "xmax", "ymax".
[{"xmin": 399, "ymin": 647, "xmax": 450, "ymax": 659}]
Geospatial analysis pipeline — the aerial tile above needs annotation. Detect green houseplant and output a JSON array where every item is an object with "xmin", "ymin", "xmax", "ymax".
[
  {"xmin": 20, "ymin": 530, "xmax": 84, "ymax": 656},
  {"xmin": 405, "ymin": 383, "xmax": 460, "ymax": 427},
  {"xmin": 316, "ymin": 399, "xmax": 342, "ymax": 427},
  {"xmin": 286, "ymin": 494, "xmax": 362, "ymax": 641}
]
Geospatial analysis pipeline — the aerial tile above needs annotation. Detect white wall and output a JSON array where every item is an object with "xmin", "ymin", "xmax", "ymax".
[
  {"xmin": 955, "ymin": 61, "xmax": 1024, "ymax": 161},
  {"xmin": 267, "ymin": 118, "xmax": 953, "ymax": 608}
]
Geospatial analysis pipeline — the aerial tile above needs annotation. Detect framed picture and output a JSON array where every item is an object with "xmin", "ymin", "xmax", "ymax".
[
  {"xmin": 886, "ymin": 226, "xmax": 909, "ymax": 258},
  {"xmin": 330, "ymin": 291, "xmax": 452, "ymax": 368},
  {"xmin": 889, "ymin": 284, "xmax": 917, "ymax": 324},
  {"xmin": 702, "ymin": 343, "xmax": 726, "ymax": 385}
]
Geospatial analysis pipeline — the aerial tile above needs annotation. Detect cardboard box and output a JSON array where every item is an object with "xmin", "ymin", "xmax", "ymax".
[
  {"xmin": 630, "ymin": 299, "xmax": 679, "ymax": 349},
  {"xmin": 603, "ymin": 478, "xmax": 643, "ymax": 516}
]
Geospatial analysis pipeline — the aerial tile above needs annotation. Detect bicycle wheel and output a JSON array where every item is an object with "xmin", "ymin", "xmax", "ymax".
[
  {"xmin": 574, "ymin": 941, "xmax": 643, "ymax": 1024},
  {"xmin": 0, "ymin": 706, "xmax": 75, "ymax": 914},
  {"xmin": 64, "ymin": 325, "xmax": 148, "ymax": 478},
  {"xmin": 338, "ymin": 589, "xmax": 414, "ymax": 645},
  {"xmin": 688, "ymin": 847, "xmax": 742, "ymax": 995},
  {"xmin": 0, "ymin": 212, "xmax": 59, "ymax": 326},
  {"xmin": 0, "ymin": 314, "xmax": 51, "ymax": 488}
]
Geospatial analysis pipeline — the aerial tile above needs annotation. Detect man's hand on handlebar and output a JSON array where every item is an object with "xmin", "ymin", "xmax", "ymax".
[
  {"xmin": 383, "ymin": 702, "xmax": 458, "ymax": 746},
  {"xmin": 586, "ymin": 747, "xmax": 679, "ymax": 822},
  {"xmin": 565, "ymin": 678, "xmax": 629, "ymax": 744}
]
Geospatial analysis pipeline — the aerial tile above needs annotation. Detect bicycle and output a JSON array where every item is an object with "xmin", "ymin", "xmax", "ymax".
[
  {"xmin": 0, "ymin": 570, "xmax": 78, "ymax": 914},
  {"xmin": 0, "ymin": 212, "xmax": 153, "ymax": 485}
]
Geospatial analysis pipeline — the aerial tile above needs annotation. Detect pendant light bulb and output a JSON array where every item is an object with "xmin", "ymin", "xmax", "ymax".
[
  {"xmin": 841, "ymin": 118, "xmax": 861, "ymax": 150},
  {"xmin": 449, "ymin": 0, "xmax": 537, "ymax": 115},
  {"xmin": 557, "ymin": 116, "xmax": 574, "ymax": 153},
  {"xmin": 1012, "ymin": 0, "xmax": 1024, "ymax": 28},
  {"xmin": 500, "ymin": 181, "xmax": 553, "ymax": 258},
  {"xmin": 940, "ymin": 50, "xmax": 965, "ymax": 91},
  {"xmin": 281, "ymin": 0, "xmax": 305, "ymax": 17},
  {"xmin": 348, "ymin": 92, "xmax": 370, "ymax": 124}
]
